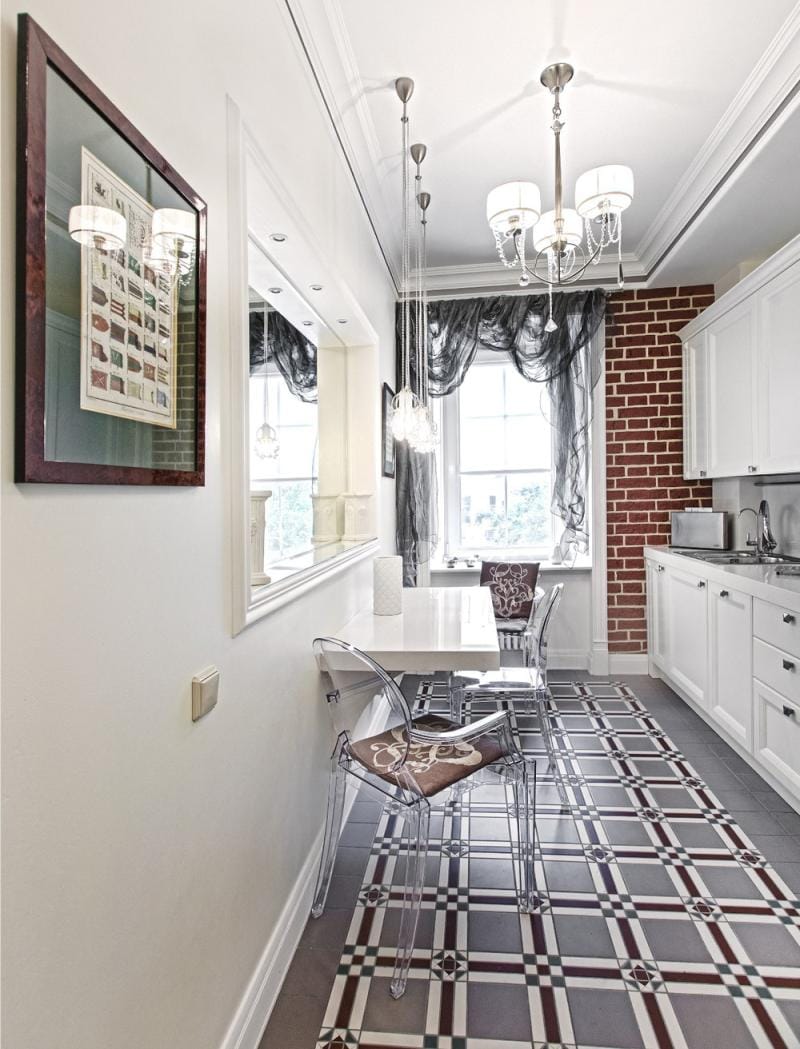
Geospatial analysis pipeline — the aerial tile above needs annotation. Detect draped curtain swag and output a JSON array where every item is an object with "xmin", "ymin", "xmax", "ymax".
[
  {"xmin": 249, "ymin": 307, "xmax": 318, "ymax": 403},
  {"xmin": 395, "ymin": 289, "xmax": 606, "ymax": 583}
]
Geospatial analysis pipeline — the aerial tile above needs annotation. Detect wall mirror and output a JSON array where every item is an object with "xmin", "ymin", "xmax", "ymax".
[
  {"xmin": 16, "ymin": 15, "xmax": 206, "ymax": 485},
  {"xmin": 229, "ymin": 102, "xmax": 379, "ymax": 631}
]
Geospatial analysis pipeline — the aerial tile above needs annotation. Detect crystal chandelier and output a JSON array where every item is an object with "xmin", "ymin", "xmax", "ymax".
[
  {"xmin": 391, "ymin": 77, "xmax": 436, "ymax": 454},
  {"xmin": 487, "ymin": 62, "xmax": 634, "ymax": 328}
]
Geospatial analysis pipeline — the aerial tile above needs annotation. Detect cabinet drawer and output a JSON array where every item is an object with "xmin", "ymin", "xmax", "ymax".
[
  {"xmin": 754, "ymin": 678, "xmax": 800, "ymax": 799},
  {"xmin": 753, "ymin": 637, "xmax": 800, "ymax": 704},
  {"xmin": 754, "ymin": 598, "xmax": 800, "ymax": 659}
]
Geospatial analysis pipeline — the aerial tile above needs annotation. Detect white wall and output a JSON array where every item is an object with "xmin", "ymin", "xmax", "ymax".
[
  {"xmin": 0, "ymin": 4, "xmax": 396, "ymax": 1049},
  {"xmin": 713, "ymin": 477, "xmax": 800, "ymax": 555}
]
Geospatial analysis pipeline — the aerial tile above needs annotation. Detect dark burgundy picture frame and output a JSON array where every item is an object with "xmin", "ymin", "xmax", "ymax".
[{"xmin": 15, "ymin": 14, "xmax": 207, "ymax": 485}]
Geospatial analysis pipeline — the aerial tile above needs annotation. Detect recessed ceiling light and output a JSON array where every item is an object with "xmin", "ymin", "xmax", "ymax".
[
  {"xmin": 302, "ymin": 320, "xmax": 313, "ymax": 327},
  {"xmin": 310, "ymin": 284, "xmax": 324, "ymax": 292},
  {"xmin": 268, "ymin": 286, "xmax": 282, "ymax": 294},
  {"xmin": 269, "ymin": 233, "xmax": 287, "ymax": 243},
  {"xmin": 337, "ymin": 318, "xmax": 348, "ymax": 325}
]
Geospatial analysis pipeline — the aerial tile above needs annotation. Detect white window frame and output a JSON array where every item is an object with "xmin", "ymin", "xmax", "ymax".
[{"xmin": 440, "ymin": 351, "xmax": 561, "ymax": 561}]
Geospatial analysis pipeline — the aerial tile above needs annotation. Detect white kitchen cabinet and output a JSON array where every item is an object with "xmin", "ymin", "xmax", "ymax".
[
  {"xmin": 682, "ymin": 330, "xmax": 709, "ymax": 479},
  {"xmin": 708, "ymin": 582, "xmax": 753, "ymax": 749},
  {"xmin": 706, "ymin": 298, "xmax": 758, "ymax": 478},
  {"xmin": 753, "ymin": 679, "xmax": 800, "ymax": 800},
  {"xmin": 680, "ymin": 233, "xmax": 800, "ymax": 480},
  {"xmin": 647, "ymin": 560, "xmax": 669, "ymax": 674},
  {"xmin": 665, "ymin": 565, "xmax": 708, "ymax": 707},
  {"xmin": 756, "ymin": 259, "xmax": 800, "ymax": 474}
]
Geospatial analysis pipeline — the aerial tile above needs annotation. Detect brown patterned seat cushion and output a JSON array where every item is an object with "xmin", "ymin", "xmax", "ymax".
[{"xmin": 348, "ymin": 714, "xmax": 504, "ymax": 798}]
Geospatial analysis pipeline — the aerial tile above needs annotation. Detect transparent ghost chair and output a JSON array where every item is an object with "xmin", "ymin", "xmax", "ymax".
[
  {"xmin": 311, "ymin": 636, "xmax": 537, "ymax": 999},
  {"xmin": 449, "ymin": 583, "xmax": 568, "ymax": 812}
]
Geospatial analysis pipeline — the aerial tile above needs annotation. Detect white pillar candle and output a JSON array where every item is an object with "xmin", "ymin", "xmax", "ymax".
[{"xmin": 373, "ymin": 556, "xmax": 403, "ymax": 616}]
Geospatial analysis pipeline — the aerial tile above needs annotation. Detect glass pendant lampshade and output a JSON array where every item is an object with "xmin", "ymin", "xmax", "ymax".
[
  {"xmin": 575, "ymin": 165, "xmax": 634, "ymax": 219},
  {"xmin": 390, "ymin": 386, "xmax": 419, "ymax": 442},
  {"xmin": 532, "ymin": 208, "xmax": 583, "ymax": 253},
  {"xmin": 254, "ymin": 422, "xmax": 280, "ymax": 460},
  {"xmin": 143, "ymin": 236, "xmax": 178, "ymax": 277},
  {"xmin": 486, "ymin": 181, "xmax": 542, "ymax": 234},
  {"xmin": 68, "ymin": 205, "xmax": 127, "ymax": 251}
]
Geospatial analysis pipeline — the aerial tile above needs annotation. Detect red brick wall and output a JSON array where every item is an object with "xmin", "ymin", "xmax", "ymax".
[{"xmin": 605, "ymin": 286, "xmax": 714, "ymax": 653}]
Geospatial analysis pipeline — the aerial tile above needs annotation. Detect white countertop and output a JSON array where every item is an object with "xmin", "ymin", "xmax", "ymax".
[
  {"xmin": 644, "ymin": 546, "xmax": 800, "ymax": 614},
  {"xmin": 333, "ymin": 586, "xmax": 500, "ymax": 673}
]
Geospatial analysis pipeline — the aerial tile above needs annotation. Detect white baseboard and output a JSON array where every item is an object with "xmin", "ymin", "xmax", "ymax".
[
  {"xmin": 608, "ymin": 652, "xmax": 649, "ymax": 675},
  {"xmin": 219, "ymin": 824, "xmax": 323, "ymax": 1049},
  {"xmin": 590, "ymin": 643, "xmax": 610, "ymax": 676},
  {"xmin": 550, "ymin": 649, "xmax": 591, "ymax": 670}
]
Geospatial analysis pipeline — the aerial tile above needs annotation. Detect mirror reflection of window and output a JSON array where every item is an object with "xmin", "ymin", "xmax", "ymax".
[{"xmin": 248, "ymin": 296, "xmax": 319, "ymax": 576}]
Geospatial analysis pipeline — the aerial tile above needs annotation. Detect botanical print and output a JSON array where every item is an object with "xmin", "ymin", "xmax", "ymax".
[{"xmin": 78, "ymin": 149, "xmax": 177, "ymax": 428}]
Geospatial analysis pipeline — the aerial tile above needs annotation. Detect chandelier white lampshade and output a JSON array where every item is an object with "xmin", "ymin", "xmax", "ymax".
[
  {"xmin": 532, "ymin": 207, "xmax": 583, "ymax": 253},
  {"xmin": 486, "ymin": 180, "xmax": 541, "ymax": 234},
  {"xmin": 390, "ymin": 386, "xmax": 419, "ymax": 442},
  {"xmin": 254, "ymin": 422, "xmax": 280, "ymax": 460},
  {"xmin": 68, "ymin": 205, "xmax": 127, "ymax": 251},
  {"xmin": 151, "ymin": 207, "xmax": 196, "ymax": 244},
  {"xmin": 575, "ymin": 165, "xmax": 634, "ymax": 219}
]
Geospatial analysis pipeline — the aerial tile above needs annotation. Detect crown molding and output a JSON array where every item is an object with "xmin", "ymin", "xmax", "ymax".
[
  {"xmin": 416, "ymin": 252, "xmax": 647, "ymax": 300},
  {"xmin": 638, "ymin": 0, "xmax": 800, "ymax": 278}
]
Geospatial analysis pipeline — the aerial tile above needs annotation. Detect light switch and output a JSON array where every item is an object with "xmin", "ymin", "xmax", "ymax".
[{"xmin": 192, "ymin": 666, "xmax": 219, "ymax": 722}]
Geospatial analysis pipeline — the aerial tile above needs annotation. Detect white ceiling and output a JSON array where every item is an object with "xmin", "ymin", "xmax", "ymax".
[{"xmin": 291, "ymin": 0, "xmax": 800, "ymax": 294}]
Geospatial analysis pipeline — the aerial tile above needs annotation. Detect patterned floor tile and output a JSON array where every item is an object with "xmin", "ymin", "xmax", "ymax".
[{"xmin": 262, "ymin": 677, "xmax": 800, "ymax": 1049}]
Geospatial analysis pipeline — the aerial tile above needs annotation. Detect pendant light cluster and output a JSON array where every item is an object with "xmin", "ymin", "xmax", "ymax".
[
  {"xmin": 390, "ymin": 76, "xmax": 436, "ymax": 454},
  {"xmin": 487, "ymin": 62, "xmax": 634, "ymax": 329}
]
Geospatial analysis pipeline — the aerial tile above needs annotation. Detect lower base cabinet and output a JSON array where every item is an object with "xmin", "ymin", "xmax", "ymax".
[
  {"xmin": 754, "ymin": 679, "xmax": 800, "ymax": 799},
  {"xmin": 708, "ymin": 583, "xmax": 753, "ymax": 749}
]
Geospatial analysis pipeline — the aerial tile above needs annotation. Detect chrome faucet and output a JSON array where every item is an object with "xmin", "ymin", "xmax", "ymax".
[{"xmin": 739, "ymin": 500, "xmax": 777, "ymax": 555}]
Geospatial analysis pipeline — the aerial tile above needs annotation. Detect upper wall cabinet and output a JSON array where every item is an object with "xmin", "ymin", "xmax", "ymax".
[{"xmin": 681, "ymin": 235, "xmax": 800, "ymax": 480}]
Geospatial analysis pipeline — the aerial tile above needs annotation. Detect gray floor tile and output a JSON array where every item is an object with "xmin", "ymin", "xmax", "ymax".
[
  {"xmin": 748, "ymin": 834, "xmax": 800, "ymax": 863},
  {"xmin": 470, "ymin": 815, "xmax": 512, "ymax": 841},
  {"xmin": 468, "ymin": 910, "xmax": 522, "ymax": 952},
  {"xmin": 348, "ymin": 801, "xmax": 383, "ymax": 823},
  {"xmin": 361, "ymin": 976, "xmax": 429, "ymax": 1033},
  {"xmin": 379, "ymin": 907, "xmax": 435, "ymax": 950},
  {"xmin": 537, "ymin": 816, "xmax": 582, "ymax": 843},
  {"xmin": 467, "ymin": 981, "xmax": 532, "ymax": 1042},
  {"xmin": 543, "ymin": 859, "xmax": 595, "ymax": 893},
  {"xmin": 332, "ymin": 846, "xmax": 371, "ymax": 878},
  {"xmin": 257, "ymin": 993, "xmax": 327, "ymax": 1049},
  {"xmin": 771, "ymin": 861, "xmax": 800, "ymax": 894},
  {"xmin": 555, "ymin": 914, "xmax": 615, "ymax": 957},
  {"xmin": 639, "ymin": 917, "xmax": 713, "ymax": 963},
  {"xmin": 751, "ymin": 789, "xmax": 797, "ymax": 813},
  {"xmin": 711, "ymin": 788, "xmax": 765, "ymax": 812},
  {"xmin": 700, "ymin": 865, "xmax": 763, "ymax": 900},
  {"xmin": 567, "ymin": 987, "xmax": 644, "ymax": 1048},
  {"xmin": 729, "ymin": 920, "xmax": 800, "ymax": 965},
  {"xmin": 619, "ymin": 861, "xmax": 680, "ymax": 897},
  {"xmin": 726, "ymin": 808, "xmax": 786, "ymax": 837},
  {"xmin": 776, "ymin": 809, "xmax": 800, "ymax": 836},
  {"xmin": 600, "ymin": 818, "xmax": 653, "ymax": 845},
  {"xmin": 587, "ymin": 785, "xmax": 631, "ymax": 807},
  {"xmin": 339, "ymin": 821, "xmax": 379, "ymax": 847},
  {"xmin": 779, "ymin": 999, "xmax": 800, "ymax": 1036},
  {"xmin": 469, "ymin": 857, "xmax": 516, "ymax": 889},
  {"xmin": 280, "ymin": 947, "xmax": 342, "ymax": 999},
  {"xmin": 325, "ymin": 875, "xmax": 362, "ymax": 909},
  {"xmin": 299, "ymin": 909, "xmax": 352, "ymax": 951},
  {"xmin": 669, "ymin": 993, "xmax": 759, "ymax": 1049}
]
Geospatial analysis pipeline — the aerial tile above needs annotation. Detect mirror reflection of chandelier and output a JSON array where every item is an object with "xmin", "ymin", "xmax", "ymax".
[{"xmin": 487, "ymin": 62, "xmax": 634, "ymax": 328}]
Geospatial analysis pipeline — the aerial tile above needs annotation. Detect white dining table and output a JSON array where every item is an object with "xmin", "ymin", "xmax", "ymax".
[{"xmin": 332, "ymin": 585, "xmax": 501, "ymax": 673}]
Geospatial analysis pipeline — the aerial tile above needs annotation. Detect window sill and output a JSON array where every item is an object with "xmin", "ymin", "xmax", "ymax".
[{"xmin": 430, "ymin": 557, "xmax": 591, "ymax": 574}]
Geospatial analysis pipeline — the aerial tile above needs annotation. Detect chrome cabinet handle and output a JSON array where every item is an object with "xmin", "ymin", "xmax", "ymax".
[
  {"xmin": 699, "ymin": 470, "xmax": 707, "ymax": 477},
  {"xmin": 783, "ymin": 705, "xmax": 796, "ymax": 718},
  {"xmin": 656, "ymin": 565, "xmax": 665, "ymax": 573},
  {"xmin": 719, "ymin": 589, "xmax": 729, "ymax": 598},
  {"xmin": 782, "ymin": 659, "xmax": 795, "ymax": 672},
  {"xmin": 748, "ymin": 465, "xmax": 758, "ymax": 473},
  {"xmin": 697, "ymin": 581, "xmax": 706, "ymax": 589},
  {"xmin": 783, "ymin": 613, "xmax": 796, "ymax": 625}
]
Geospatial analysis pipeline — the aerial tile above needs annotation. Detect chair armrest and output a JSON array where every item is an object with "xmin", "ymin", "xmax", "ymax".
[{"xmin": 409, "ymin": 709, "xmax": 510, "ymax": 745}]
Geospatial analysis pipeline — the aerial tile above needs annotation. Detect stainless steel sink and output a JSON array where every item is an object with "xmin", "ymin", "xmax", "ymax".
[{"xmin": 675, "ymin": 549, "xmax": 800, "ymax": 566}]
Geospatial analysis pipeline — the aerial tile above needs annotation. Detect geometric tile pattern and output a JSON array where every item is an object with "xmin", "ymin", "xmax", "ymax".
[{"xmin": 294, "ymin": 679, "xmax": 800, "ymax": 1049}]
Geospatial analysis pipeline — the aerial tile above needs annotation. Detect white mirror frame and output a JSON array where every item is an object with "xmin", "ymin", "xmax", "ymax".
[{"xmin": 227, "ymin": 97, "xmax": 379, "ymax": 634}]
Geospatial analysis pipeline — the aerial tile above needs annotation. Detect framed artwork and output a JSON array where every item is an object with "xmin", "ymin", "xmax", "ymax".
[
  {"xmin": 382, "ymin": 382, "xmax": 396, "ymax": 478},
  {"xmin": 15, "ymin": 15, "xmax": 207, "ymax": 484}
]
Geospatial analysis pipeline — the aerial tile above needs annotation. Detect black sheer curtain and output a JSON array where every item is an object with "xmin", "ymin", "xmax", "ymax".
[
  {"xmin": 396, "ymin": 289, "xmax": 606, "ymax": 582},
  {"xmin": 249, "ymin": 307, "xmax": 318, "ymax": 402}
]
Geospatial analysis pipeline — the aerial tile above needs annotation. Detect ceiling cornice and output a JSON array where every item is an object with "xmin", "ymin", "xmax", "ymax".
[
  {"xmin": 638, "ymin": 0, "xmax": 800, "ymax": 278},
  {"xmin": 288, "ymin": 0, "xmax": 800, "ymax": 297}
]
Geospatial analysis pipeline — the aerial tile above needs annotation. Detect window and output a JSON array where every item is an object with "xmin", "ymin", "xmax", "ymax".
[
  {"xmin": 441, "ymin": 356, "xmax": 555, "ymax": 557},
  {"xmin": 249, "ymin": 366, "xmax": 318, "ymax": 562}
]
